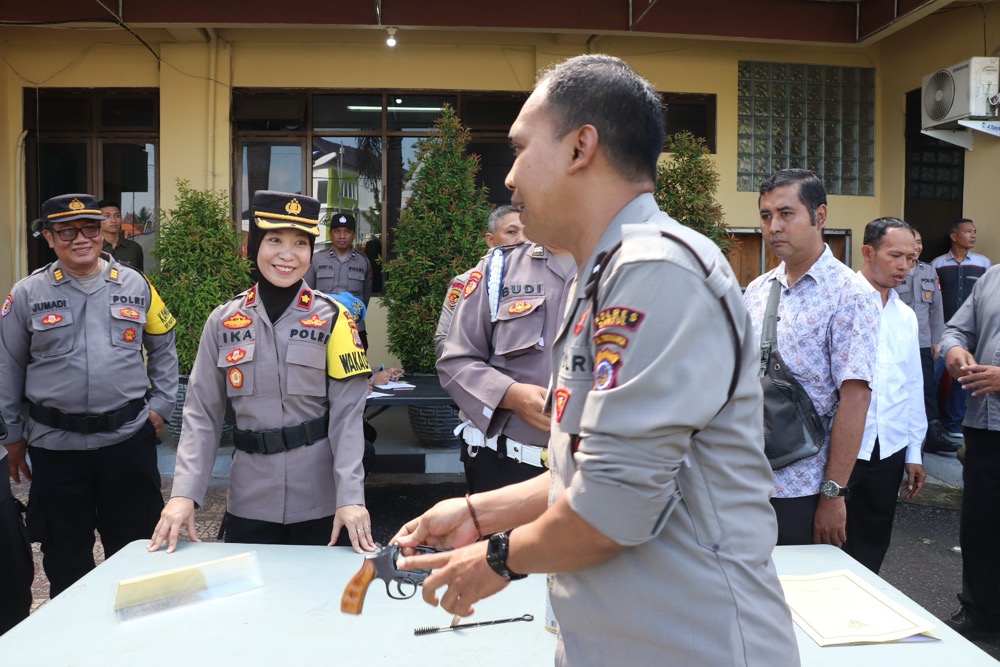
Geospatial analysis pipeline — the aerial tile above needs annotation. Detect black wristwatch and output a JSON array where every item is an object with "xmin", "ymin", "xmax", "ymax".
[
  {"xmin": 820, "ymin": 479, "xmax": 849, "ymax": 499},
  {"xmin": 486, "ymin": 529, "xmax": 527, "ymax": 580}
]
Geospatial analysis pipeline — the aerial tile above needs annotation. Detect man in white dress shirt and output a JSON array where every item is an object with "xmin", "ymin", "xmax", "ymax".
[{"xmin": 845, "ymin": 217, "xmax": 927, "ymax": 573}]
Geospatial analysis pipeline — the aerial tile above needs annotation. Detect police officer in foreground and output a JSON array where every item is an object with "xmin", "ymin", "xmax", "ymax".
[
  {"xmin": 0, "ymin": 193, "xmax": 178, "ymax": 598},
  {"xmin": 150, "ymin": 191, "xmax": 375, "ymax": 554},
  {"xmin": 437, "ymin": 208, "xmax": 574, "ymax": 493},
  {"xmin": 306, "ymin": 213, "xmax": 373, "ymax": 350}
]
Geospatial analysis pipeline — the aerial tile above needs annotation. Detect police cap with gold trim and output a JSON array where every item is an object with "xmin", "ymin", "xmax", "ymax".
[
  {"xmin": 41, "ymin": 194, "xmax": 105, "ymax": 225},
  {"xmin": 252, "ymin": 190, "xmax": 320, "ymax": 237}
]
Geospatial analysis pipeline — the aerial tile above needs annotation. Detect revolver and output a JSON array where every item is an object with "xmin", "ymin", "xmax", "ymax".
[{"xmin": 340, "ymin": 543, "xmax": 440, "ymax": 615}]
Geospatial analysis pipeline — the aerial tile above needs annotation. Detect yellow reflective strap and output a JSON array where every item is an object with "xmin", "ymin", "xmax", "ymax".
[
  {"xmin": 326, "ymin": 302, "xmax": 370, "ymax": 379},
  {"xmin": 143, "ymin": 278, "xmax": 177, "ymax": 334}
]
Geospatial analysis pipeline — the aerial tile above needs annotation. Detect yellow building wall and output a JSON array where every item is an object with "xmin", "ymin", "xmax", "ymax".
[
  {"xmin": 2, "ymin": 24, "xmax": 946, "ymax": 364},
  {"xmin": 878, "ymin": 3, "xmax": 1000, "ymax": 262}
]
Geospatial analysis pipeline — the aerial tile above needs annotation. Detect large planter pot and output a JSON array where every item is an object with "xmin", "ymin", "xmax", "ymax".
[{"xmin": 407, "ymin": 404, "xmax": 461, "ymax": 449}]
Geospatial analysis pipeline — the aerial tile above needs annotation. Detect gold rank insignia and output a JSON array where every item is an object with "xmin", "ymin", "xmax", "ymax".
[
  {"xmin": 508, "ymin": 299, "xmax": 532, "ymax": 314},
  {"xmin": 285, "ymin": 198, "xmax": 303, "ymax": 216},
  {"xmin": 109, "ymin": 268, "xmax": 119, "ymax": 280},
  {"xmin": 297, "ymin": 289, "xmax": 312, "ymax": 309},
  {"xmin": 245, "ymin": 286, "xmax": 257, "ymax": 306},
  {"xmin": 222, "ymin": 311, "xmax": 253, "ymax": 329},
  {"xmin": 299, "ymin": 314, "xmax": 328, "ymax": 328},
  {"xmin": 68, "ymin": 198, "xmax": 85, "ymax": 211},
  {"xmin": 53, "ymin": 268, "xmax": 64, "ymax": 281}
]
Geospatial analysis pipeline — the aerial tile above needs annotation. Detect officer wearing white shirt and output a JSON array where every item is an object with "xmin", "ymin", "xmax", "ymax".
[{"xmin": 845, "ymin": 217, "xmax": 927, "ymax": 573}]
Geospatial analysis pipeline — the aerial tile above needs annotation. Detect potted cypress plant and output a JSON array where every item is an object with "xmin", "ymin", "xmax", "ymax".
[
  {"xmin": 653, "ymin": 131, "xmax": 732, "ymax": 254},
  {"xmin": 382, "ymin": 105, "xmax": 491, "ymax": 446},
  {"xmin": 151, "ymin": 179, "xmax": 251, "ymax": 437}
]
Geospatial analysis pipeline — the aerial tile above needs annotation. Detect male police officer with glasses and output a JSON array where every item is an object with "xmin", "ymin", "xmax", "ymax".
[{"xmin": 0, "ymin": 193, "xmax": 178, "ymax": 598}]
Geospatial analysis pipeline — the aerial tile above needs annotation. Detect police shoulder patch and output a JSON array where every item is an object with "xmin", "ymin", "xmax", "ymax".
[
  {"xmin": 463, "ymin": 271, "xmax": 483, "ymax": 298},
  {"xmin": 445, "ymin": 281, "xmax": 463, "ymax": 310},
  {"xmin": 1, "ymin": 294, "xmax": 11, "ymax": 318},
  {"xmin": 594, "ymin": 348, "xmax": 622, "ymax": 391},
  {"xmin": 593, "ymin": 306, "xmax": 645, "ymax": 332}
]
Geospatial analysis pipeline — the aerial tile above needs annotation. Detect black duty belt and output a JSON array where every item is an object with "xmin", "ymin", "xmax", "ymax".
[
  {"xmin": 29, "ymin": 398, "xmax": 146, "ymax": 435},
  {"xmin": 232, "ymin": 415, "xmax": 328, "ymax": 455}
]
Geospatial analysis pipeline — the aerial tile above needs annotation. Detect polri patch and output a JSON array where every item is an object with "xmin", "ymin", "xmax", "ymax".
[
  {"xmin": 508, "ymin": 299, "xmax": 532, "ymax": 315},
  {"xmin": 118, "ymin": 307, "xmax": 140, "ymax": 320},
  {"xmin": 1, "ymin": 294, "xmax": 11, "ymax": 317},
  {"xmin": 594, "ymin": 348, "xmax": 622, "ymax": 391},
  {"xmin": 300, "ymin": 314, "xmax": 328, "ymax": 328},
  {"xmin": 593, "ymin": 332, "xmax": 629, "ymax": 348},
  {"xmin": 554, "ymin": 388, "xmax": 570, "ymax": 423},
  {"xmin": 222, "ymin": 312, "xmax": 252, "ymax": 329},
  {"xmin": 594, "ymin": 306, "xmax": 644, "ymax": 331},
  {"xmin": 39, "ymin": 313, "xmax": 63, "ymax": 326},
  {"xmin": 228, "ymin": 367, "xmax": 244, "ymax": 388},
  {"xmin": 297, "ymin": 289, "xmax": 312, "ymax": 310},
  {"xmin": 463, "ymin": 271, "xmax": 483, "ymax": 298},
  {"xmin": 123, "ymin": 327, "xmax": 137, "ymax": 343},
  {"xmin": 445, "ymin": 281, "xmax": 463, "ymax": 310},
  {"xmin": 226, "ymin": 347, "xmax": 247, "ymax": 363}
]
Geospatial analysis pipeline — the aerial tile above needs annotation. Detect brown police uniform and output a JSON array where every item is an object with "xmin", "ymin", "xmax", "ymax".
[
  {"xmin": 437, "ymin": 242, "xmax": 575, "ymax": 492},
  {"xmin": 170, "ymin": 282, "xmax": 370, "ymax": 528}
]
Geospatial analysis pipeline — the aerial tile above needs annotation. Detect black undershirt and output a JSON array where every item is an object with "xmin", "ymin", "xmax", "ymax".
[{"xmin": 257, "ymin": 278, "xmax": 299, "ymax": 324}]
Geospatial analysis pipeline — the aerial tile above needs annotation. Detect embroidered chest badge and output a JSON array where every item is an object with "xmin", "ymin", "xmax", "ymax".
[
  {"xmin": 226, "ymin": 348, "xmax": 247, "ymax": 363},
  {"xmin": 554, "ymin": 388, "xmax": 570, "ymax": 423},
  {"xmin": 123, "ymin": 327, "xmax": 137, "ymax": 342},
  {"xmin": 1, "ymin": 294, "xmax": 11, "ymax": 318},
  {"xmin": 228, "ymin": 367, "xmax": 244, "ymax": 388},
  {"xmin": 300, "ymin": 314, "xmax": 328, "ymax": 328},
  {"xmin": 594, "ymin": 348, "xmax": 622, "ymax": 391},
  {"xmin": 463, "ymin": 271, "xmax": 483, "ymax": 298},
  {"xmin": 39, "ymin": 313, "xmax": 63, "ymax": 326},
  {"xmin": 222, "ymin": 311, "xmax": 252, "ymax": 329},
  {"xmin": 508, "ymin": 299, "xmax": 532, "ymax": 315},
  {"xmin": 118, "ymin": 307, "xmax": 140, "ymax": 320},
  {"xmin": 594, "ymin": 306, "xmax": 645, "ymax": 332}
]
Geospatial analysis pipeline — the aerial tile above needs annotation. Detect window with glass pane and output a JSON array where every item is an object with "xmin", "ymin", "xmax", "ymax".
[
  {"xmin": 103, "ymin": 142, "xmax": 156, "ymax": 237},
  {"xmin": 737, "ymin": 61, "xmax": 874, "ymax": 195},
  {"xmin": 312, "ymin": 136, "xmax": 382, "ymax": 248},
  {"xmin": 313, "ymin": 94, "xmax": 382, "ymax": 131},
  {"xmin": 240, "ymin": 142, "xmax": 304, "ymax": 235},
  {"xmin": 386, "ymin": 94, "xmax": 456, "ymax": 131}
]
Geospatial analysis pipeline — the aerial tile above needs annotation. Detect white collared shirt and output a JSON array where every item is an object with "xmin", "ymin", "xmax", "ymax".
[{"xmin": 857, "ymin": 272, "xmax": 925, "ymax": 463}]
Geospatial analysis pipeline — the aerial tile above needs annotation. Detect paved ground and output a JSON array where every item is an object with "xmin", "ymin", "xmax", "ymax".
[{"xmin": 11, "ymin": 466, "xmax": 999, "ymax": 662}]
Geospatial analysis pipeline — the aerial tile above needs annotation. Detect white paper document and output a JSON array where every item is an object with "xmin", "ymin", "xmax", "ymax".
[
  {"xmin": 375, "ymin": 380, "xmax": 416, "ymax": 390},
  {"xmin": 779, "ymin": 569, "xmax": 940, "ymax": 646},
  {"xmin": 367, "ymin": 391, "xmax": 393, "ymax": 398}
]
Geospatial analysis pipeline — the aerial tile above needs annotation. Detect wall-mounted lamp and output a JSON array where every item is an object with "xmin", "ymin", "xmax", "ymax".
[{"xmin": 386, "ymin": 27, "xmax": 397, "ymax": 47}]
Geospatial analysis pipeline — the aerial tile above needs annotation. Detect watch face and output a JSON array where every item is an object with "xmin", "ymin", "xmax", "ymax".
[{"xmin": 821, "ymin": 480, "xmax": 840, "ymax": 497}]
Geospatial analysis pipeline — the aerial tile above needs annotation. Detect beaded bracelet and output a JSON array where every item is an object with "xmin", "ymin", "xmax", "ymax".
[{"xmin": 465, "ymin": 493, "xmax": 483, "ymax": 540}]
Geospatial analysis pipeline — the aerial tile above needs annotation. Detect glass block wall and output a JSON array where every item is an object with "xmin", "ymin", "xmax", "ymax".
[{"xmin": 737, "ymin": 61, "xmax": 876, "ymax": 196}]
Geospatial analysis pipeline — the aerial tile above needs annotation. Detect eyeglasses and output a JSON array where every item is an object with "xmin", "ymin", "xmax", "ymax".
[{"xmin": 50, "ymin": 225, "xmax": 102, "ymax": 242}]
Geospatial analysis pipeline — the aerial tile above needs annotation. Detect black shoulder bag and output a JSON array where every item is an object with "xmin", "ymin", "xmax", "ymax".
[{"xmin": 759, "ymin": 279, "xmax": 827, "ymax": 469}]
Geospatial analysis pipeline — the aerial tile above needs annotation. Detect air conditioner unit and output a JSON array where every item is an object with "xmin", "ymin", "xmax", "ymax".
[{"xmin": 921, "ymin": 56, "xmax": 1000, "ymax": 130}]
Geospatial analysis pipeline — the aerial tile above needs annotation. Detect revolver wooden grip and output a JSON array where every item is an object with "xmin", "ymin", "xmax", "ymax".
[{"xmin": 340, "ymin": 557, "xmax": 375, "ymax": 615}]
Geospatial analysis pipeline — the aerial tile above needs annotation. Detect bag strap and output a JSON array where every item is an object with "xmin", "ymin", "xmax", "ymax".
[
  {"xmin": 585, "ymin": 230, "xmax": 742, "ymax": 405},
  {"xmin": 758, "ymin": 278, "xmax": 782, "ymax": 378}
]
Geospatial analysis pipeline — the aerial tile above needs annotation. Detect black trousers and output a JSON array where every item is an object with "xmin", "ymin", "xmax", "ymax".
[
  {"xmin": 843, "ymin": 439, "xmax": 906, "ymax": 573},
  {"xmin": 461, "ymin": 441, "xmax": 546, "ymax": 495},
  {"xmin": 919, "ymin": 347, "xmax": 939, "ymax": 422},
  {"xmin": 958, "ymin": 427, "xmax": 1000, "ymax": 629},
  {"xmin": 223, "ymin": 512, "xmax": 336, "ymax": 546},
  {"xmin": 0, "ymin": 479, "xmax": 32, "ymax": 636},
  {"xmin": 26, "ymin": 421, "xmax": 163, "ymax": 598},
  {"xmin": 770, "ymin": 494, "xmax": 820, "ymax": 546}
]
